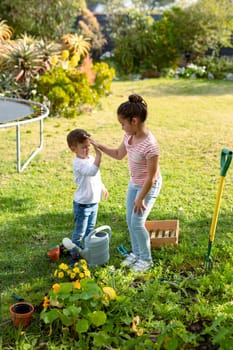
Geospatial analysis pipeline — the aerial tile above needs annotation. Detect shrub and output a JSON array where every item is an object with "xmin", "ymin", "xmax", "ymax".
[
  {"xmin": 198, "ymin": 56, "xmax": 233, "ymax": 79},
  {"xmin": 36, "ymin": 60, "xmax": 115, "ymax": 117},
  {"xmin": 110, "ymin": 10, "xmax": 157, "ymax": 76},
  {"xmin": 93, "ymin": 61, "xmax": 115, "ymax": 96}
]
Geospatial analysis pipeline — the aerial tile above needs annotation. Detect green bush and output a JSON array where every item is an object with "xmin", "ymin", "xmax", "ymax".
[
  {"xmin": 198, "ymin": 56, "xmax": 233, "ymax": 79},
  {"xmin": 93, "ymin": 62, "xmax": 115, "ymax": 96},
  {"xmin": 152, "ymin": 17, "xmax": 180, "ymax": 72},
  {"xmin": 110, "ymin": 11, "xmax": 157, "ymax": 76},
  {"xmin": 36, "ymin": 63, "xmax": 115, "ymax": 117}
]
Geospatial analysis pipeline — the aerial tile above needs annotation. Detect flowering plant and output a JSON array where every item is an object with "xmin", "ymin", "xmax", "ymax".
[
  {"xmin": 40, "ymin": 260, "xmax": 117, "ymax": 338},
  {"xmin": 174, "ymin": 64, "xmax": 207, "ymax": 79},
  {"xmin": 54, "ymin": 260, "xmax": 91, "ymax": 281}
]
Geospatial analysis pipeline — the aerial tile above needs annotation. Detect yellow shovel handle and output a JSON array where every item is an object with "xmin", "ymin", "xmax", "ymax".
[{"xmin": 209, "ymin": 176, "xmax": 225, "ymax": 242}]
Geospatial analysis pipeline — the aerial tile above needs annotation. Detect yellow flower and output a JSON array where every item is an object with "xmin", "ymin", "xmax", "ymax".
[
  {"xmin": 52, "ymin": 283, "xmax": 60, "ymax": 293},
  {"xmin": 102, "ymin": 295, "xmax": 109, "ymax": 305},
  {"xmin": 59, "ymin": 263, "xmax": 69, "ymax": 271},
  {"xmin": 70, "ymin": 272, "xmax": 76, "ymax": 280},
  {"xmin": 79, "ymin": 272, "xmax": 85, "ymax": 278},
  {"xmin": 50, "ymin": 55, "xmax": 58, "ymax": 65},
  {"xmin": 73, "ymin": 267, "xmax": 80, "ymax": 273},
  {"xmin": 73, "ymin": 280, "xmax": 81, "ymax": 289},
  {"xmin": 42, "ymin": 296, "xmax": 50, "ymax": 309},
  {"xmin": 84, "ymin": 270, "xmax": 91, "ymax": 277},
  {"xmin": 58, "ymin": 271, "xmax": 64, "ymax": 279},
  {"xmin": 103, "ymin": 287, "xmax": 116, "ymax": 300},
  {"xmin": 132, "ymin": 316, "xmax": 144, "ymax": 336},
  {"xmin": 70, "ymin": 56, "xmax": 79, "ymax": 67},
  {"xmin": 61, "ymin": 50, "xmax": 69, "ymax": 60}
]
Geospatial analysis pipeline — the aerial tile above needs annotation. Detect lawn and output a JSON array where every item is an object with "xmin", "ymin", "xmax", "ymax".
[{"xmin": 0, "ymin": 78, "xmax": 233, "ymax": 349}]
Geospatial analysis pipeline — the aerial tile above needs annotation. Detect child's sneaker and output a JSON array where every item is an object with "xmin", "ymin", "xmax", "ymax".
[
  {"xmin": 121, "ymin": 253, "xmax": 138, "ymax": 266},
  {"xmin": 132, "ymin": 259, "xmax": 153, "ymax": 272},
  {"xmin": 69, "ymin": 253, "xmax": 80, "ymax": 267}
]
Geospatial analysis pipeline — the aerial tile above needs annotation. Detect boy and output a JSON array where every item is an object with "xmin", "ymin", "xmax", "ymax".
[{"xmin": 67, "ymin": 129, "xmax": 108, "ymax": 265}]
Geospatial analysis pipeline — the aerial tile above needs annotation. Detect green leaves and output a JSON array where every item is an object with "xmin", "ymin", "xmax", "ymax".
[{"xmin": 89, "ymin": 311, "xmax": 107, "ymax": 327}]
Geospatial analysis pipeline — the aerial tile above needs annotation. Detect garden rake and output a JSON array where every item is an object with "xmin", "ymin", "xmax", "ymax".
[{"xmin": 204, "ymin": 148, "xmax": 232, "ymax": 272}]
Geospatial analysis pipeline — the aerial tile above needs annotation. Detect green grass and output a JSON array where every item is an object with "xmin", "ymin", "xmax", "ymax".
[{"xmin": 0, "ymin": 78, "xmax": 233, "ymax": 349}]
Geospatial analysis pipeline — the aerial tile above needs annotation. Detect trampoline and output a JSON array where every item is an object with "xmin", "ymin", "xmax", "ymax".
[{"xmin": 0, "ymin": 97, "xmax": 49, "ymax": 172}]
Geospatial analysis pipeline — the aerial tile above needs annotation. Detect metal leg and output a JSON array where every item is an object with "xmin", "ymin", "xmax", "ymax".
[
  {"xmin": 16, "ymin": 124, "xmax": 21, "ymax": 172},
  {"xmin": 16, "ymin": 119, "xmax": 44, "ymax": 173}
]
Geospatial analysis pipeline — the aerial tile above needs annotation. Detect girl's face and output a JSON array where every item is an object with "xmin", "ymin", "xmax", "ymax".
[
  {"xmin": 71, "ymin": 138, "xmax": 91, "ymax": 159},
  {"xmin": 118, "ymin": 115, "xmax": 137, "ymax": 135}
]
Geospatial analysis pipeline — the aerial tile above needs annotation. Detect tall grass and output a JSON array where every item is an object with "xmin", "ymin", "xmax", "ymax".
[{"xmin": 0, "ymin": 78, "xmax": 233, "ymax": 348}]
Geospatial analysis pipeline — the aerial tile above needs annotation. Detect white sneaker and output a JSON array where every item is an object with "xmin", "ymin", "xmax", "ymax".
[
  {"xmin": 132, "ymin": 259, "xmax": 153, "ymax": 272},
  {"xmin": 121, "ymin": 253, "xmax": 138, "ymax": 266}
]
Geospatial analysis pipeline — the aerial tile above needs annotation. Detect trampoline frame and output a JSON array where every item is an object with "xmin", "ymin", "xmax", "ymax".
[{"xmin": 0, "ymin": 97, "xmax": 49, "ymax": 172}]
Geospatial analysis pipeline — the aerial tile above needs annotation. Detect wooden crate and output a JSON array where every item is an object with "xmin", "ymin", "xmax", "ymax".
[{"xmin": 145, "ymin": 220, "xmax": 179, "ymax": 248}]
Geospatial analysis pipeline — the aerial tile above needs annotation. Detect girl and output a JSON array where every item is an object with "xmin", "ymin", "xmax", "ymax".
[{"xmin": 91, "ymin": 94, "xmax": 162, "ymax": 272}]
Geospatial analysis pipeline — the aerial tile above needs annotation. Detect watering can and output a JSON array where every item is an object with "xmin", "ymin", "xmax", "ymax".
[{"xmin": 62, "ymin": 225, "xmax": 111, "ymax": 266}]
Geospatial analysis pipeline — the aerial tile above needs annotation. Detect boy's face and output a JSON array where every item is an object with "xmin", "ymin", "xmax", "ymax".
[{"xmin": 70, "ymin": 138, "xmax": 91, "ymax": 159}]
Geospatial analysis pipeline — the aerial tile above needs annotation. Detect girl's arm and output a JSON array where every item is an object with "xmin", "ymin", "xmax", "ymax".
[
  {"xmin": 134, "ymin": 155, "xmax": 159, "ymax": 214},
  {"xmin": 91, "ymin": 139, "xmax": 127, "ymax": 160}
]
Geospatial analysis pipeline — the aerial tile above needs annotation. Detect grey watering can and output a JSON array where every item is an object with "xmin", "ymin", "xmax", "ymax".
[{"xmin": 62, "ymin": 225, "xmax": 111, "ymax": 266}]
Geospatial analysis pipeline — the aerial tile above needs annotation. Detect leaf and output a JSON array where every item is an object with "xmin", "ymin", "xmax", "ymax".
[
  {"xmin": 40, "ymin": 309, "xmax": 59, "ymax": 324},
  {"xmin": 63, "ymin": 305, "xmax": 81, "ymax": 318},
  {"xmin": 89, "ymin": 311, "xmax": 107, "ymax": 327},
  {"xmin": 75, "ymin": 319, "xmax": 89, "ymax": 334},
  {"xmin": 60, "ymin": 312, "xmax": 73, "ymax": 327}
]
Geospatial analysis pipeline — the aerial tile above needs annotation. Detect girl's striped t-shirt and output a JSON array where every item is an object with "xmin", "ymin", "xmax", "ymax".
[{"xmin": 124, "ymin": 131, "xmax": 160, "ymax": 186}]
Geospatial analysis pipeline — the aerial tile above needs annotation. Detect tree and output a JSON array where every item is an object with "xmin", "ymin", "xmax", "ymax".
[
  {"xmin": 0, "ymin": 0, "xmax": 86, "ymax": 40},
  {"xmin": 163, "ymin": 0, "xmax": 233, "ymax": 60},
  {"xmin": 86, "ymin": 0, "xmax": 175, "ymax": 12}
]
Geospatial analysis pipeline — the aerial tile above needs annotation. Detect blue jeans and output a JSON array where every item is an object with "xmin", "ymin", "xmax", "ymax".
[
  {"xmin": 71, "ymin": 201, "xmax": 98, "ymax": 254},
  {"xmin": 126, "ymin": 177, "xmax": 162, "ymax": 262}
]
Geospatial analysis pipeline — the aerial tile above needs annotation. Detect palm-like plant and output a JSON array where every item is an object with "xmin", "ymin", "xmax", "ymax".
[
  {"xmin": 1, "ymin": 35, "xmax": 43, "ymax": 84},
  {"xmin": 0, "ymin": 19, "xmax": 13, "ymax": 42},
  {"xmin": 61, "ymin": 33, "xmax": 90, "ymax": 58}
]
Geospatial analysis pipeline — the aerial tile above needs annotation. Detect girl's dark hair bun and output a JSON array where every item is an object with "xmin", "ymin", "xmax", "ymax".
[
  {"xmin": 128, "ymin": 94, "xmax": 147, "ymax": 108},
  {"xmin": 128, "ymin": 94, "xmax": 142, "ymax": 103}
]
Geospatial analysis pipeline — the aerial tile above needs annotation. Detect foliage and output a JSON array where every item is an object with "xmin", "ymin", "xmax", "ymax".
[
  {"xmin": 93, "ymin": 61, "xmax": 116, "ymax": 96},
  {"xmin": 162, "ymin": 0, "xmax": 233, "ymax": 61},
  {"xmin": 151, "ymin": 17, "xmax": 180, "ymax": 71},
  {"xmin": 0, "ymin": 0, "xmax": 85, "ymax": 40},
  {"xmin": 0, "ymin": 34, "xmax": 59, "ymax": 99},
  {"xmin": 77, "ymin": 8, "xmax": 107, "ymax": 59},
  {"xmin": 110, "ymin": 10, "xmax": 158, "ymax": 75},
  {"xmin": 36, "ymin": 58, "xmax": 115, "ymax": 117},
  {"xmin": 198, "ymin": 56, "xmax": 233, "ymax": 80},
  {"xmin": 0, "ymin": 18, "xmax": 13, "ymax": 41},
  {"xmin": 104, "ymin": 0, "xmax": 174, "ymax": 12},
  {"xmin": 61, "ymin": 33, "xmax": 91, "ymax": 59},
  {"xmin": 173, "ymin": 64, "xmax": 207, "ymax": 79},
  {"xmin": 40, "ymin": 262, "xmax": 121, "ymax": 345},
  {"xmin": 54, "ymin": 261, "xmax": 91, "ymax": 281},
  {"xmin": 1, "ymin": 79, "xmax": 233, "ymax": 349},
  {"xmin": 168, "ymin": 57, "xmax": 233, "ymax": 80}
]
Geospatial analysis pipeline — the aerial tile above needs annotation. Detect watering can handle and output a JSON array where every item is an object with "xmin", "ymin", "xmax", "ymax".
[
  {"xmin": 220, "ymin": 148, "xmax": 232, "ymax": 177},
  {"xmin": 86, "ymin": 225, "xmax": 111, "ymax": 243}
]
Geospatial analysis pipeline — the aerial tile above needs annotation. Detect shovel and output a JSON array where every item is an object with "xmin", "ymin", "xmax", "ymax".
[{"xmin": 204, "ymin": 148, "xmax": 232, "ymax": 271}]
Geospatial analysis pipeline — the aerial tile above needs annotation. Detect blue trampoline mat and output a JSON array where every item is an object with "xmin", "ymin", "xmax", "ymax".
[{"xmin": 0, "ymin": 100, "xmax": 34, "ymax": 123}]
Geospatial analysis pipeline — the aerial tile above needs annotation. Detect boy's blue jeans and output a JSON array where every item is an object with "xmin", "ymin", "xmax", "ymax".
[
  {"xmin": 71, "ymin": 201, "xmax": 98, "ymax": 255},
  {"xmin": 126, "ymin": 177, "xmax": 162, "ymax": 262}
]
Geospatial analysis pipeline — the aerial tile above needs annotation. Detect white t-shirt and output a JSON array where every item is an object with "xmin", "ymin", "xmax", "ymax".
[{"xmin": 73, "ymin": 155, "xmax": 103, "ymax": 204}]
